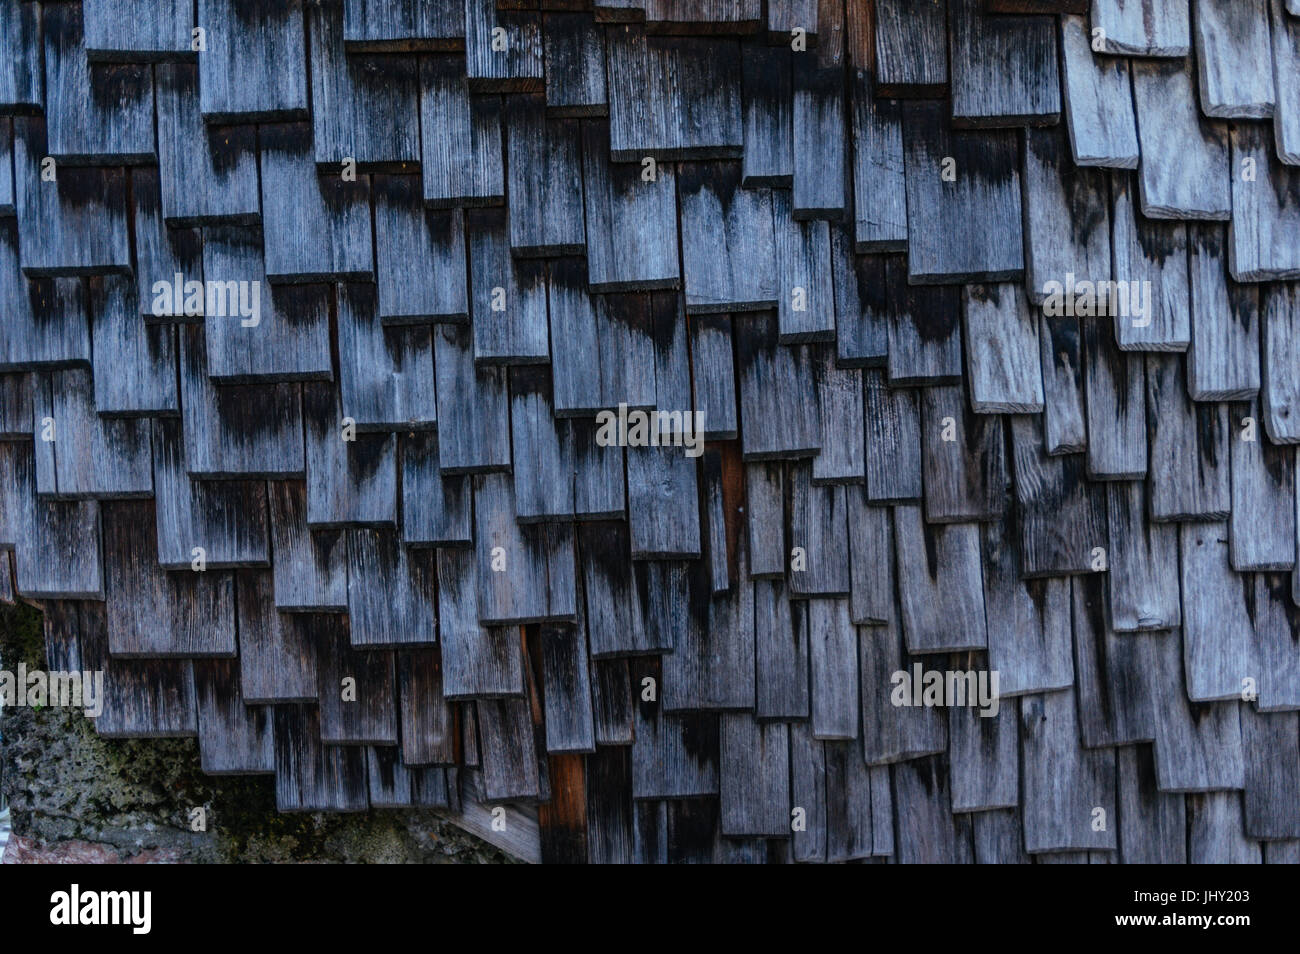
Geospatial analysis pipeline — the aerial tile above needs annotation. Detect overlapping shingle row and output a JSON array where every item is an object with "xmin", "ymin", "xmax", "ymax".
[{"xmin": 1, "ymin": 0, "xmax": 1298, "ymax": 863}]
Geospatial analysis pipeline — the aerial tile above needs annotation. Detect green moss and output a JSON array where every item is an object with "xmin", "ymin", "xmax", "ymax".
[{"xmin": 1, "ymin": 603, "xmax": 511, "ymax": 863}]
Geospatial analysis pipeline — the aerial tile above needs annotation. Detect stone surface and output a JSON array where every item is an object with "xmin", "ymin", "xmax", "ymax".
[{"xmin": 0, "ymin": 605, "xmax": 511, "ymax": 864}]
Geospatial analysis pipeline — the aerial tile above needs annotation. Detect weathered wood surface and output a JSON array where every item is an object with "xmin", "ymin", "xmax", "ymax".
[
  {"xmin": 1091, "ymin": 0, "xmax": 1190, "ymax": 57},
  {"xmin": 873, "ymin": 0, "xmax": 947, "ymax": 98},
  {"xmin": 198, "ymin": 0, "xmax": 309, "ymax": 123},
  {"xmin": 1130, "ymin": 60, "xmax": 1231, "ymax": 221},
  {"xmin": 1193, "ymin": 0, "xmax": 1275, "ymax": 120},
  {"xmin": 902, "ymin": 102, "xmax": 1024, "ymax": 284},
  {"xmin": 1058, "ymin": 14, "xmax": 1139, "ymax": 168},
  {"xmin": 948, "ymin": 0, "xmax": 1059, "ymax": 127},
  {"xmin": 8, "ymin": 1, "xmax": 1300, "ymax": 865}
]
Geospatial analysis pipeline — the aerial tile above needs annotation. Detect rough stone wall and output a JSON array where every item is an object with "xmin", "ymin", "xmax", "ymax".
[{"xmin": 0, "ymin": 605, "xmax": 510, "ymax": 864}]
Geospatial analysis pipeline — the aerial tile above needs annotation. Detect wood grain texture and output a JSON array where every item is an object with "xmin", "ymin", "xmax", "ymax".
[
  {"xmin": 88, "ymin": 276, "xmax": 177, "ymax": 415},
  {"xmin": 194, "ymin": 658, "xmax": 274, "ymax": 775},
  {"xmin": 1179, "ymin": 522, "xmax": 1260, "ymax": 702},
  {"xmin": 102, "ymin": 500, "xmax": 236, "ymax": 658},
  {"xmin": 42, "ymin": 3, "xmax": 155, "ymax": 164},
  {"xmin": 473, "ymin": 472, "xmax": 577, "ymax": 623},
  {"xmin": 419, "ymin": 55, "xmax": 505, "ymax": 207},
  {"xmin": 0, "ymin": 231, "xmax": 91, "ymax": 370},
  {"xmin": 789, "ymin": 465, "xmax": 851, "ymax": 596},
  {"xmin": 1058, "ymin": 14, "xmax": 1139, "ymax": 168},
  {"xmin": 678, "ymin": 162, "xmax": 777, "ymax": 313},
  {"xmin": 1072, "ymin": 575, "xmax": 1160, "ymax": 747},
  {"xmin": 372, "ymin": 175, "xmax": 468, "ymax": 322},
  {"xmin": 1020, "ymin": 689, "xmax": 1116, "ymax": 854},
  {"xmin": 1038, "ymin": 314, "xmax": 1087, "ymax": 454},
  {"xmin": 178, "ymin": 325, "xmax": 305, "ymax": 479},
  {"xmin": 1187, "ymin": 224, "xmax": 1260, "ymax": 400},
  {"xmin": 505, "ymin": 95, "xmax": 585, "ymax": 257},
  {"xmin": 80, "ymin": 602, "xmax": 197, "ymax": 739},
  {"xmin": 811, "ymin": 345, "xmax": 864, "ymax": 483},
  {"xmin": 1187, "ymin": 793, "xmax": 1262, "ymax": 863},
  {"xmin": 1255, "ymin": 572, "xmax": 1300, "ymax": 710},
  {"xmin": 0, "ymin": 0, "xmax": 42, "ymax": 111},
  {"xmin": 156, "ymin": 64, "xmax": 259, "ymax": 227},
  {"xmin": 467, "ymin": 207, "xmax": 550, "ymax": 362},
  {"xmin": 200, "ymin": 228, "xmax": 332, "ymax": 382},
  {"xmin": 580, "ymin": 121, "xmax": 679, "ymax": 292},
  {"xmin": 273, "ymin": 705, "xmax": 368, "ymax": 811},
  {"xmin": 1009, "ymin": 414, "xmax": 1107, "ymax": 576},
  {"xmin": 30, "ymin": 368, "xmax": 152, "ymax": 499},
  {"xmin": 324, "ymin": 288, "xmax": 406, "ymax": 400},
  {"xmin": 1229, "ymin": 122, "xmax": 1300, "ymax": 281},
  {"xmin": 1146, "ymin": 354, "xmax": 1230, "ymax": 521},
  {"xmin": 605, "ymin": 26, "xmax": 743, "ymax": 160},
  {"xmin": 962, "ymin": 284, "xmax": 1044, "ymax": 413},
  {"xmin": 891, "ymin": 756, "xmax": 973, "ymax": 863},
  {"xmin": 543, "ymin": 12, "xmax": 607, "ymax": 116},
  {"xmin": 1131, "ymin": 59, "xmax": 1230, "ymax": 220},
  {"xmin": 129, "ymin": 167, "xmax": 202, "ymax": 320},
  {"xmin": 885, "ymin": 256, "xmax": 963, "ymax": 385},
  {"xmin": 1104, "ymin": 480, "xmax": 1180, "ymax": 632},
  {"xmin": 754, "ymin": 578, "xmax": 810, "ymax": 719},
  {"xmin": 893, "ymin": 506, "xmax": 987, "ymax": 654},
  {"xmin": 11, "ymin": 118, "xmax": 131, "ymax": 277},
  {"xmin": 267, "ymin": 479, "xmax": 348, "ymax": 612},
  {"xmin": 830, "ymin": 226, "xmax": 889, "ymax": 366},
  {"xmin": 304, "ymin": 382, "xmax": 398, "ymax": 528},
  {"xmin": 902, "ymin": 102, "xmax": 1024, "ymax": 284},
  {"xmin": 719, "ymin": 715, "xmax": 789, "ymax": 836},
  {"xmin": 258, "ymin": 123, "xmax": 373, "ymax": 283},
  {"xmin": 464, "ymin": 0, "xmax": 543, "ymax": 92},
  {"xmin": 237, "ymin": 573, "xmax": 319, "ymax": 702},
  {"xmin": 773, "ymin": 189, "xmax": 834, "ymax": 342},
  {"xmin": 509, "ymin": 366, "xmax": 575, "ymax": 521},
  {"xmin": 741, "ymin": 45, "xmax": 792, "ymax": 187},
  {"xmin": 1110, "ymin": 173, "xmax": 1190, "ymax": 351},
  {"xmin": 152, "ymin": 420, "xmax": 270, "ymax": 569},
  {"xmin": 736, "ymin": 311, "xmax": 821, "ymax": 459},
  {"xmin": 437, "ymin": 548, "xmax": 525, "ymax": 698},
  {"xmin": 948, "ymin": 702, "xmax": 1018, "ymax": 812},
  {"xmin": 849, "ymin": 71, "xmax": 905, "ymax": 251},
  {"xmin": 689, "ymin": 315, "xmax": 739, "ymax": 440},
  {"xmin": 981, "ymin": 506, "xmax": 1075, "ymax": 694},
  {"xmin": 1194, "ymin": 0, "xmax": 1275, "ymax": 119},
  {"xmin": 791, "ymin": 56, "xmax": 846, "ymax": 219},
  {"xmin": 627, "ymin": 443, "xmax": 701, "ymax": 559},
  {"xmin": 1241, "ymin": 706, "xmax": 1300, "ymax": 839},
  {"xmin": 863, "ymin": 369, "xmax": 922, "ymax": 501},
  {"xmin": 432, "ymin": 323, "xmax": 512, "ymax": 474},
  {"xmin": 1228, "ymin": 400, "xmax": 1296, "ymax": 570},
  {"xmin": 341, "ymin": 0, "xmax": 464, "ymax": 51},
  {"xmin": 198, "ymin": 0, "xmax": 309, "ymax": 122},
  {"xmin": 1091, "ymin": 0, "xmax": 1190, "ymax": 56},
  {"xmin": 1116, "ymin": 743, "xmax": 1186, "ymax": 862},
  {"xmin": 1022, "ymin": 125, "xmax": 1111, "ymax": 306},
  {"xmin": 873, "ymin": 0, "xmax": 948, "ymax": 97},
  {"xmin": 920, "ymin": 381, "xmax": 1008, "ymax": 523},
  {"xmin": 401, "ymin": 433, "xmax": 472, "ymax": 547},
  {"xmin": 315, "ymin": 613, "xmax": 399, "ymax": 742},
  {"xmin": 948, "ymin": 0, "xmax": 1059, "ymax": 127},
  {"xmin": 1262, "ymin": 283, "xmax": 1300, "ymax": 443},
  {"xmin": 1272, "ymin": 0, "xmax": 1300, "ymax": 165},
  {"xmin": 1082, "ymin": 316, "xmax": 1147, "ymax": 480},
  {"xmin": 308, "ymin": 1, "xmax": 421, "ymax": 167}
]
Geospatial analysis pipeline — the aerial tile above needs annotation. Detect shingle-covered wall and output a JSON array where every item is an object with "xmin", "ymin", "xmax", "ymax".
[{"xmin": 1, "ymin": 0, "xmax": 1299, "ymax": 865}]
